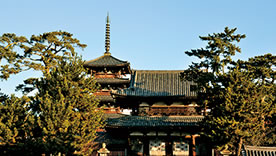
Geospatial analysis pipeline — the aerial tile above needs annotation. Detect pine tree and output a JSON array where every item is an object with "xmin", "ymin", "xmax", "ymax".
[
  {"xmin": 206, "ymin": 61, "xmax": 275, "ymax": 154},
  {"xmin": 181, "ymin": 27, "xmax": 246, "ymax": 114},
  {"xmin": 32, "ymin": 56, "xmax": 104, "ymax": 155},
  {"xmin": 22, "ymin": 31, "xmax": 86, "ymax": 75},
  {"xmin": 1, "ymin": 31, "xmax": 103, "ymax": 155},
  {"xmin": 235, "ymin": 54, "xmax": 276, "ymax": 147},
  {"xmin": 0, "ymin": 95, "xmax": 34, "ymax": 155},
  {"xmin": 181, "ymin": 27, "xmax": 275, "ymax": 155},
  {"xmin": 0, "ymin": 33, "xmax": 27, "ymax": 80}
]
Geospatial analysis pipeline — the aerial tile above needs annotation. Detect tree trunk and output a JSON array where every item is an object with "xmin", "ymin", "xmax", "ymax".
[{"xmin": 237, "ymin": 137, "xmax": 243, "ymax": 156}]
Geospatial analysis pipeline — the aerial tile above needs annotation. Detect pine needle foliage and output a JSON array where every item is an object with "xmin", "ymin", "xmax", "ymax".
[
  {"xmin": 0, "ymin": 33, "xmax": 28, "ymax": 80},
  {"xmin": 181, "ymin": 27, "xmax": 275, "ymax": 155},
  {"xmin": 0, "ymin": 95, "xmax": 35, "ymax": 155},
  {"xmin": 33, "ymin": 56, "xmax": 104, "ymax": 155},
  {"xmin": 0, "ymin": 31, "xmax": 103, "ymax": 155},
  {"xmin": 0, "ymin": 31, "xmax": 86, "ymax": 81}
]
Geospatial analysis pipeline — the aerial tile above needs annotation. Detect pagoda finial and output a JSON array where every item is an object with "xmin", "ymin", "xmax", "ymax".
[{"xmin": 104, "ymin": 12, "xmax": 111, "ymax": 56}]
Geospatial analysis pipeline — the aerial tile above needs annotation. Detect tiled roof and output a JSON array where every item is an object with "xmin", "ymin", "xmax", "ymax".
[
  {"xmin": 95, "ymin": 132, "xmax": 127, "ymax": 145},
  {"xmin": 96, "ymin": 95, "xmax": 114, "ymax": 103},
  {"xmin": 104, "ymin": 113, "xmax": 127, "ymax": 119},
  {"xmin": 95, "ymin": 78, "xmax": 130, "ymax": 84},
  {"xmin": 106, "ymin": 116, "xmax": 204, "ymax": 128},
  {"xmin": 112, "ymin": 70, "xmax": 197, "ymax": 97},
  {"xmin": 84, "ymin": 55, "xmax": 130, "ymax": 68}
]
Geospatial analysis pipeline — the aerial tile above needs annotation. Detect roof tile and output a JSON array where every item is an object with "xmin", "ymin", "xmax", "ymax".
[
  {"xmin": 95, "ymin": 78, "xmax": 130, "ymax": 84},
  {"xmin": 96, "ymin": 95, "xmax": 114, "ymax": 103},
  {"xmin": 112, "ymin": 70, "xmax": 197, "ymax": 97},
  {"xmin": 107, "ymin": 116, "xmax": 204, "ymax": 127},
  {"xmin": 84, "ymin": 55, "xmax": 129, "ymax": 68}
]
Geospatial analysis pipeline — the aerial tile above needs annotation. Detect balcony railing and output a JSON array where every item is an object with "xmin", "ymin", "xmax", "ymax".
[{"xmin": 141, "ymin": 105, "xmax": 201, "ymax": 116}]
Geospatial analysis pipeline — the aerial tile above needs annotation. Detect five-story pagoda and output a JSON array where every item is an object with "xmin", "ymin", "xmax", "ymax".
[{"xmin": 84, "ymin": 14, "xmax": 131, "ymax": 110}]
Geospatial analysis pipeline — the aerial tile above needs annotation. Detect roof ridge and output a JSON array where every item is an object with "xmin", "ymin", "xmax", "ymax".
[
  {"xmin": 84, "ymin": 55, "xmax": 105, "ymax": 64},
  {"xmin": 95, "ymin": 77, "xmax": 129, "ymax": 80},
  {"xmin": 84, "ymin": 54, "xmax": 128, "ymax": 64},
  {"xmin": 132, "ymin": 70, "xmax": 184, "ymax": 73},
  {"xmin": 109, "ymin": 55, "xmax": 129, "ymax": 63},
  {"xmin": 84, "ymin": 54, "xmax": 130, "ymax": 67}
]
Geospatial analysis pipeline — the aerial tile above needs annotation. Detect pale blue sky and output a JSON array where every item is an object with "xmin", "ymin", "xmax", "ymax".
[{"xmin": 1, "ymin": 0, "xmax": 276, "ymax": 95}]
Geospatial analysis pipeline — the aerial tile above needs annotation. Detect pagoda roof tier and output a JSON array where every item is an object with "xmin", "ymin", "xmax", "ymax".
[
  {"xmin": 96, "ymin": 95, "xmax": 115, "ymax": 103},
  {"xmin": 106, "ymin": 116, "xmax": 204, "ymax": 128},
  {"xmin": 95, "ymin": 77, "xmax": 130, "ymax": 84},
  {"xmin": 104, "ymin": 113, "xmax": 127, "ymax": 119},
  {"xmin": 112, "ymin": 70, "xmax": 197, "ymax": 97},
  {"xmin": 84, "ymin": 54, "xmax": 130, "ymax": 68}
]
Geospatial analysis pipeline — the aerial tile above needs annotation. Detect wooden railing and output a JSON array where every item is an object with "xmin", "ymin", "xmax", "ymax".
[
  {"xmin": 145, "ymin": 105, "xmax": 201, "ymax": 116},
  {"xmin": 103, "ymin": 107, "xmax": 121, "ymax": 114},
  {"xmin": 241, "ymin": 145, "xmax": 276, "ymax": 156}
]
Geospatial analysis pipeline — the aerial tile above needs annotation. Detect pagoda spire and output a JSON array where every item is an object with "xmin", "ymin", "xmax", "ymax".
[{"xmin": 104, "ymin": 13, "xmax": 111, "ymax": 55}]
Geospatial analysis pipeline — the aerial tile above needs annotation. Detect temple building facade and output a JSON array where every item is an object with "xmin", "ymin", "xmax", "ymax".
[{"xmin": 85, "ymin": 15, "xmax": 210, "ymax": 156}]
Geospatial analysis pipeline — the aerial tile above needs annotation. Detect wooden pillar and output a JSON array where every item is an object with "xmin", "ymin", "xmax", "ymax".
[
  {"xmin": 127, "ymin": 137, "xmax": 131, "ymax": 156},
  {"xmin": 165, "ymin": 136, "xmax": 173, "ymax": 156},
  {"xmin": 143, "ymin": 136, "xmax": 149, "ymax": 156},
  {"xmin": 192, "ymin": 135, "xmax": 196, "ymax": 156},
  {"xmin": 189, "ymin": 135, "xmax": 197, "ymax": 156}
]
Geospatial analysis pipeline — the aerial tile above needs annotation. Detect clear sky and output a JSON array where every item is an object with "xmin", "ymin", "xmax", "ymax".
[{"xmin": 1, "ymin": 0, "xmax": 276, "ymax": 95}]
